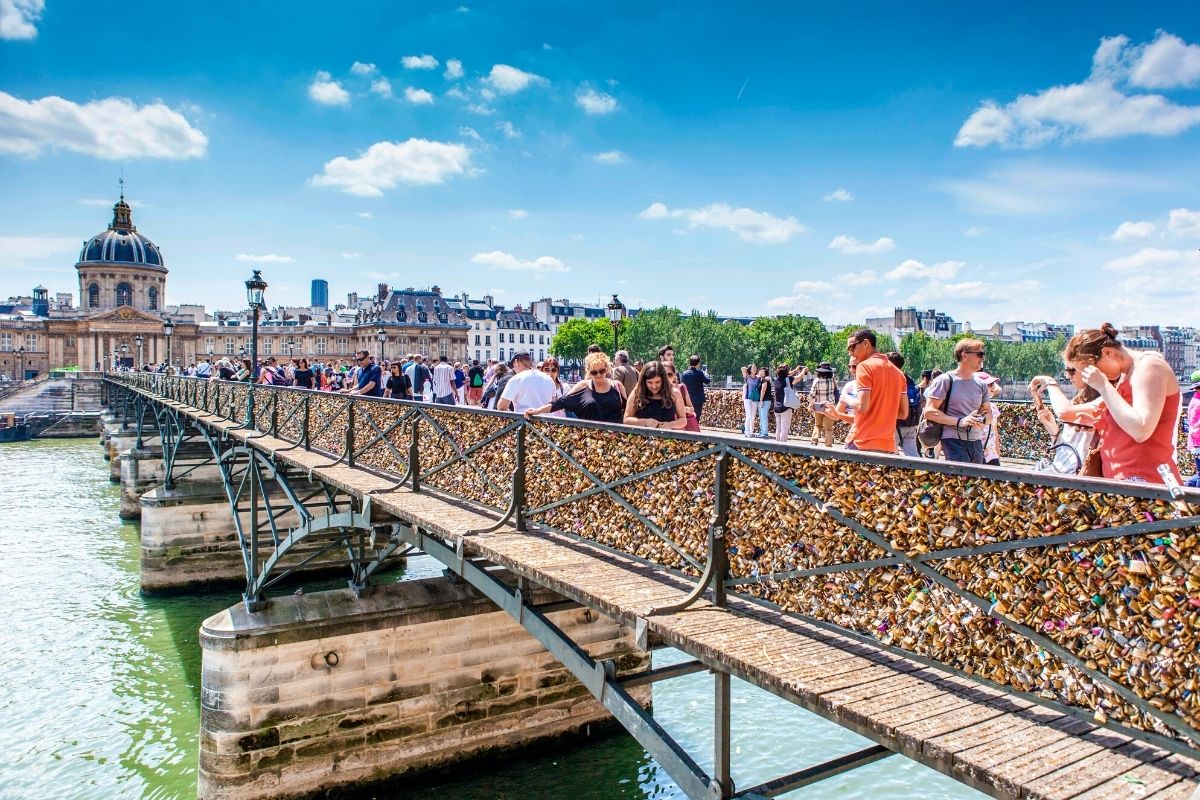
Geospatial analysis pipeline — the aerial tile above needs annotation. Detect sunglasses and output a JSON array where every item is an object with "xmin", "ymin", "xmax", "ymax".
[
  {"xmin": 589, "ymin": 369, "xmax": 605, "ymax": 376},
  {"xmin": 1064, "ymin": 367, "xmax": 1077, "ymax": 376},
  {"xmin": 963, "ymin": 350, "xmax": 985, "ymax": 357}
]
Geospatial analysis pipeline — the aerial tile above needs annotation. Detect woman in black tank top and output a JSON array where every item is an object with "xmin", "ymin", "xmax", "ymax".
[
  {"xmin": 624, "ymin": 360, "xmax": 688, "ymax": 430},
  {"xmin": 524, "ymin": 352, "xmax": 626, "ymax": 423}
]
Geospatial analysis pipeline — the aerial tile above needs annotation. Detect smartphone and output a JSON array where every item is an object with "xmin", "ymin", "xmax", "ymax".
[{"xmin": 813, "ymin": 401, "xmax": 827, "ymax": 412}]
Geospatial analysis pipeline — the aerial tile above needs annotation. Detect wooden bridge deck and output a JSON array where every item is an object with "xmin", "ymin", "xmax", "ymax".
[{"xmin": 166, "ymin": 398, "xmax": 1200, "ymax": 799}]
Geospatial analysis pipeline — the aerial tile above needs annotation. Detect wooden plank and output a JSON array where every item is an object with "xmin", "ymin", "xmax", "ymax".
[
  {"xmin": 1024, "ymin": 741, "xmax": 1172, "ymax": 800},
  {"xmin": 1069, "ymin": 753, "xmax": 1197, "ymax": 800}
]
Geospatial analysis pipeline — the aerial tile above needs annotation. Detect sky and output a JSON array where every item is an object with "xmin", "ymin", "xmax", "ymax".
[{"xmin": 1, "ymin": 1, "xmax": 1199, "ymax": 328}]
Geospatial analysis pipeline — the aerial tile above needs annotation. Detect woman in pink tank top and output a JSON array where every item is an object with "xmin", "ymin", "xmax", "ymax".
[{"xmin": 1068, "ymin": 323, "xmax": 1182, "ymax": 485}]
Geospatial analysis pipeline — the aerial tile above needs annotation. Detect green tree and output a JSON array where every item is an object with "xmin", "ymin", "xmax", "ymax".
[
  {"xmin": 621, "ymin": 306, "xmax": 683, "ymax": 362},
  {"xmin": 744, "ymin": 315, "xmax": 831, "ymax": 368},
  {"xmin": 549, "ymin": 318, "xmax": 616, "ymax": 363}
]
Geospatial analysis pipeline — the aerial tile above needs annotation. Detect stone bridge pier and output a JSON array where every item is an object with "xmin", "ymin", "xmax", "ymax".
[{"xmin": 199, "ymin": 575, "xmax": 649, "ymax": 800}]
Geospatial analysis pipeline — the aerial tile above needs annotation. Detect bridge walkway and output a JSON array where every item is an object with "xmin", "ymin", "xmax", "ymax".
[{"xmin": 151, "ymin": 394, "xmax": 1200, "ymax": 800}]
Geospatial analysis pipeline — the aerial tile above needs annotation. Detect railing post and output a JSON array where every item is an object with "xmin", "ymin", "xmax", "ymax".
[
  {"xmin": 270, "ymin": 390, "xmax": 279, "ymax": 438},
  {"xmin": 710, "ymin": 449, "xmax": 730, "ymax": 608},
  {"xmin": 346, "ymin": 398, "xmax": 356, "ymax": 469},
  {"xmin": 302, "ymin": 394, "xmax": 310, "ymax": 450},
  {"xmin": 410, "ymin": 418, "xmax": 420, "ymax": 493},
  {"xmin": 714, "ymin": 668, "xmax": 732, "ymax": 798},
  {"xmin": 513, "ymin": 423, "xmax": 527, "ymax": 532}
]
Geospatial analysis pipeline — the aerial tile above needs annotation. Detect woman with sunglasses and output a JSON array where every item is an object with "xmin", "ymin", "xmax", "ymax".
[
  {"xmin": 1030, "ymin": 356, "xmax": 1103, "ymax": 474},
  {"xmin": 525, "ymin": 352, "xmax": 626, "ymax": 423},
  {"xmin": 1065, "ymin": 323, "xmax": 1182, "ymax": 484},
  {"xmin": 624, "ymin": 360, "xmax": 688, "ymax": 430},
  {"xmin": 538, "ymin": 357, "xmax": 567, "ymax": 417}
]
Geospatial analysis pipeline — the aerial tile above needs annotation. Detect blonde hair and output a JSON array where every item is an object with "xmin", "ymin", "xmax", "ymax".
[
  {"xmin": 953, "ymin": 338, "xmax": 985, "ymax": 363},
  {"xmin": 584, "ymin": 351, "xmax": 610, "ymax": 375}
]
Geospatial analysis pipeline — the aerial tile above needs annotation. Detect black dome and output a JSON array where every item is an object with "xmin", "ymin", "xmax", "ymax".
[{"xmin": 77, "ymin": 196, "xmax": 165, "ymax": 268}]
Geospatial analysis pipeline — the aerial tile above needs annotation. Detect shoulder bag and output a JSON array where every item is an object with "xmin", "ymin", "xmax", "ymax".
[{"xmin": 917, "ymin": 376, "xmax": 954, "ymax": 448}]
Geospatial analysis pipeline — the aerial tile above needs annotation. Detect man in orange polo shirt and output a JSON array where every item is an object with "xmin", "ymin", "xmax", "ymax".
[{"xmin": 825, "ymin": 329, "xmax": 908, "ymax": 452}]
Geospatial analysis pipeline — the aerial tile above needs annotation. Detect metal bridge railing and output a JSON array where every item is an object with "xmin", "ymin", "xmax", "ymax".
[{"xmin": 112, "ymin": 372, "xmax": 1200, "ymax": 756}]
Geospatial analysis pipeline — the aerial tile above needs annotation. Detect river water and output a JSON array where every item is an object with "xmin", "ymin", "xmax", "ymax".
[{"xmin": 0, "ymin": 439, "xmax": 984, "ymax": 799}]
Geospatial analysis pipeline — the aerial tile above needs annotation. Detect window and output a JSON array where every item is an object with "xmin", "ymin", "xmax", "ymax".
[
  {"xmin": 65, "ymin": 336, "xmax": 76, "ymax": 348},
  {"xmin": 499, "ymin": 348, "xmax": 505, "ymax": 361},
  {"xmin": 263, "ymin": 339, "xmax": 272, "ymax": 356},
  {"xmin": 147, "ymin": 286, "xmax": 159, "ymax": 311},
  {"xmin": 0, "ymin": 333, "xmax": 10, "ymax": 351},
  {"xmin": 315, "ymin": 337, "xmax": 327, "ymax": 355},
  {"xmin": 439, "ymin": 340, "xmax": 449, "ymax": 357},
  {"xmin": 225, "ymin": 336, "xmax": 236, "ymax": 355},
  {"xmin": 88, "ymin": 283, "xmax": 100, "ymax": 308},
  {"xmin": 204, "ymin": 336, "xmax": 215, "ymax": 354},
  {"xmin": 24, "ymin": 334, "xmax": 38, "ymax": 350},
  {"xmin": 539, "ymin": 335, "xmax": 544, "ymax": 344},
  {"xmin": 474, "ymin": 335, "xmax": 480, "ymax": 345},
  {"xmin": 337, "ymin": 338, "xmax": 348, "ymax": 354},
  {"xmin": 116, "ymin": 282, "xmax": 133, "ymax": 307},
  {"xmin": 475, "ymin": 350, "xmax": 481, "ymax": 361},
  {"xmin": 485, "ymin": 335, "xmax": 491, "ymax": 346},
  {"xmin": 519, "ymin": 334, "xmax": 525, "ymax": 344}
]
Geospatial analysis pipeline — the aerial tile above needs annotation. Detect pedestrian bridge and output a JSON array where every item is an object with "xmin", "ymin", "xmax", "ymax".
[{"xmin": 106, "ymin": 373, "xmax": 1200, "ymax": 800}]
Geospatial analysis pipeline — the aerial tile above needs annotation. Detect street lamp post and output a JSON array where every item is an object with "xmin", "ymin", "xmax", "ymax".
[
  {"xmin": 17, "ymin": 345, "xmax": 26, "ymax": 381},
  {"xmin": 286, "ymin": 337, "xmax": 296, "ymax": 360},
  {"xmin": 605, "ymin": 294, "xmax": 626, "ymax": 354},
  {"xmin": 134, "ymin": 335, "xmax": 144, "ymax": 370},
  {"xmin": 163, "ymin": 318, "xmax": 175, "ymax": 372},
  {"xmin": 244, "ymin": 270, "xmax": 268, "ymax": 424},
  {"xmin": 119, "ymin": 343, "xmax": 129, "ymax": 372},
  {"xmin": 377, "ymin": 326, "xmax": 387, "ymax": 362}
]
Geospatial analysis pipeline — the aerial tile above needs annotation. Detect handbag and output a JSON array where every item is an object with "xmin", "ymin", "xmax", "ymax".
[
  {"xmin": 917, "ymin": 376, "xmax": 954, "ymax": 448},
  {"xmin": 782, "ymin": 378, "xmax": 803, "ymax": 410}
]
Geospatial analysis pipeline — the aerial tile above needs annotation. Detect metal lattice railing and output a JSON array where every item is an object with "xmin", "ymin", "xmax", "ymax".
[{"xmin": 109, "ymin": 372, "xmax": 1200, "ymax": 755}]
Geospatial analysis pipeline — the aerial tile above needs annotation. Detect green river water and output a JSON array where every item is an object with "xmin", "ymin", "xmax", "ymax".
[{"xmin": 0, "ymin": 439, "xmax": 984, "ymax": 799}]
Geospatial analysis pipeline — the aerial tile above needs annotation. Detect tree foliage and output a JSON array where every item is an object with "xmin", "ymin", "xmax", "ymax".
[{"xmin": 550, "ymin": 311, "xmax": 1067, "ymax": 382}]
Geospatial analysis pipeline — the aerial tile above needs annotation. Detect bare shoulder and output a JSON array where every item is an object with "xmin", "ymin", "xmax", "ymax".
[{"xmin": 1136, "ymin": 352, "xmax": 1176, "ymax": 384}]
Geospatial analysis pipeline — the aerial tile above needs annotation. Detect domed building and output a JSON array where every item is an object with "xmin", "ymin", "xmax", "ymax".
[{"xmin": 76, "ymin": 194, "xmax": 168, "ymax": 313}]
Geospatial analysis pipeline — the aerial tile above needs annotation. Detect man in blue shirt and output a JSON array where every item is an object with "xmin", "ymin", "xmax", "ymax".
[
  {"xmin": 348, "ymin": 350, "xmax": 383, "ymax": 397},
  {"xmin": 680, "ymin": 355, "xmax": 712, "ymax": 425}
]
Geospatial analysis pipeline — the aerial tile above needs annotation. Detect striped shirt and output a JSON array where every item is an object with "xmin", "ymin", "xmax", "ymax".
[{"xmin": 432, "ymin": 361, "xmax": 456, "ymax": 398}]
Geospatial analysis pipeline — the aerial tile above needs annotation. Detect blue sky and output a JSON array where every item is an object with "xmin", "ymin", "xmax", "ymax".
[{"xmin": 2, "ymin": 1, "xmax": 1199, "ymax": 328}]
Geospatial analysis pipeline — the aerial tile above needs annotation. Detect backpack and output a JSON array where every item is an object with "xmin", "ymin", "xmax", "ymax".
[
  {"xmin": 470, "ymin": 368, "xmax": 484, "ymax": 388},
  {"xmin": 900, "ymin": 377, "xmax": 922, "ymax": 428},
  {"xmin": 748, "ymin": 379, "xmax": 761, "ymax": 402},
  {"xmin": 270, "ymin": 367, "xmax": 289, "ymax": 386}
]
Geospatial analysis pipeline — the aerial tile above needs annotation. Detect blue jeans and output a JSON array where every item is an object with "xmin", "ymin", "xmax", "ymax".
[
  {"xmin": 942, "ymin": 437, "xmax": 984, "ymax": 464},
  {"xmin": 757, "ymin": 403, "xmax": 769, "ymax": 435}
]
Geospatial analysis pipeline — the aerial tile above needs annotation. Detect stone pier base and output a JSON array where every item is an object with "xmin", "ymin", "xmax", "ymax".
[
  {"xmin": 140, "ymin": 483, "xmax": 243, "ymax": 591},
  {"xmin": 199, "ymin": 578, "xmax": 649, "ymax": 800}
]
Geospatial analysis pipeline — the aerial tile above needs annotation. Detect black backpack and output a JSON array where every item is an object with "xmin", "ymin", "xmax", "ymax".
[{"xmin": 900, "ymin": 376, "xmax": 922, "ymax": 428}]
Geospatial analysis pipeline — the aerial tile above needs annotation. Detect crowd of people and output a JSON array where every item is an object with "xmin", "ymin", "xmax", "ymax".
[{"xmin": 135, "ymin": 321, "xmax": 1198, "ymax": 489}]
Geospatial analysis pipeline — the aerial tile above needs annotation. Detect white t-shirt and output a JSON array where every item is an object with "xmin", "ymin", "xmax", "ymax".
[{"xmin": 499, "ymin": 368, "xmax": 557, "ymax": 413}]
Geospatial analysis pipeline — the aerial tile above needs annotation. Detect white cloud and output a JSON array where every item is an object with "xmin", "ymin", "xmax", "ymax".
[
  {"xmin": 639, "ymin": 202, "xmax": 806, "ymax": 244},
  {"xmin": 908, "ymin": 279, "xmax": 1038, "ymax": 306},
  {"xmin": 508, "ymin": 209, "xmax": 528, "ymax": 219},
  {"xmin": 404, "ymin": 87, "xmax": 434, "ymax": 105},
  {"xmin": 1167, "ymin": 208, "xmax": 1200, "ymax": 236},
  {"xmin": 456, "ymin": 5, "xmax": 469, "ymax": 12},
  {"xmin": 839, "ymin": 270, "xmax": 879, "ymax": 287},
  {"xmin": 1105, "ymin": 247, "xmax": 1200, "ymax": 272},
  {"xmin": 576, "ymin": 88, "xmax": 618, "ymax": 115},
  {"xmin": 0, "ymin": 0, "xmax": 42, "ymax": 40},
  {"xmin": 495, "ymin": 120, "xmax": 520, "ymax": 139},
  {"xmin": 0, "ymin": 91, "xmax": 208, "ymax": 159},
  {"xmin": 446, "ymin": 87, "xmax": 468, "ymax": 100},
  {"xmin": 402, "ymin": 54, "xmax": 439, "ymax": 70},
  {"xmin": 594, "ymin": 150, "xmax": 628, "ymax": 165},
  {"xmin": 465, "ymin": 103, "xmax": 495, "ymax": 116},
  {"xmin": 356, "ymin": 212, "xmax": 373, "ymax": 219},
  {"xmin": 1127, "ymin": 32, "xmax": 1200, "ymax": 89},
  {"xmin": 484, "ymin": 64, "xmax": 547, "ymax": 95},
  {"xmin": 235, "ymin": 253, "xmax": 294, "ymax": 264},
  {"xmin": 1110, "ymin": 220, "xmax": 1157, "ymax": 242},
  {"xmin": 350, "ymin": 61, "xmax": 377, "ymax": 76},
  {"xmin": 310, "ymin": 138, "xmax": 473, "ymax": 197},
  {"xmin": 939, "ymin": 164, "xmax": 1143, "ymax": 216},
  {"xmin": 444, "ymin": 59, "xmax": 464, "ymax": 80},
  {"xmin": 827, "ymin": 235, "xmax": 895, "ymax": 254},
  {"xmin": 471, "ymin": 250, "xmax": 567, "ymax": 273},
  {"xmin": 884, "ymin": 259, "xmax": 963, "ymax": 281},
  {"xmin": 370, "ymin": 78, "xmax": 393, "ymax": 98},
  {"xmin": 822, "ymin": 188, "xmax": 853, "ymax": 202},
  {"xmin": 963, "ymin": 226, "xmax": 988, "ymax": 237},
  {"xmin": 766, "ymin": 280, "xmax": 837, "ymax": 310},
  {"xmin": 0, "ymin": 235, "xmax": 78, "ymax": 264},
  {"xmin": 341, "ymin": 251, "xmax": 363, "ymax": 259},
  {"xmin": 308, "ymin": 71, "xmax": 350, "ymax": 106},
  {"xmin": 955, "ymin": 32, "xmax": 1200, "ymax": 149}
]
